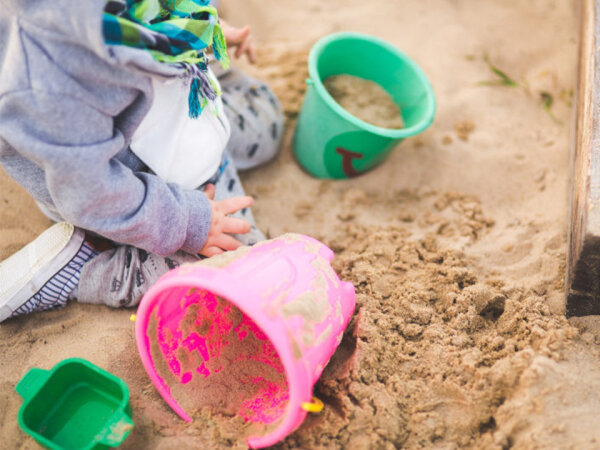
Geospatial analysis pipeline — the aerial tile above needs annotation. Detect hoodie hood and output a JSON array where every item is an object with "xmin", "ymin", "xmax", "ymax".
[{"xmin": 0, "ymin": 0, "xmax": 182, "ymax": 82}]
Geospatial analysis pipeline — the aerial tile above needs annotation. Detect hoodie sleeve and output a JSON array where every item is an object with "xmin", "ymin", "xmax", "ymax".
[{"xmin": 0, "ymin": 89, "xmax": 211, "ymax": 255}]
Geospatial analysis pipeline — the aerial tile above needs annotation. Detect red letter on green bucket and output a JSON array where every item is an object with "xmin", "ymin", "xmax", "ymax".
[{"xmin": 335, "ymin": 147, "xmax": 364, "ymax": 178}]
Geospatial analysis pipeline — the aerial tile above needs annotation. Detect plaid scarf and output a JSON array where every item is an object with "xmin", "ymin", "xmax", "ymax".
[{"xmin": 103, "ymin": 0, "xmax": 230, "ymax": 118}]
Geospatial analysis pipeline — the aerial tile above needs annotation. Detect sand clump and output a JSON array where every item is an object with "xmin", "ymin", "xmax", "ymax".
[
  {"xmin": 273, "ymin": 224, "xmax": 577, "ymax": 449},
  {"xmin": 324, "ymin": 74, "xmax": 405, "ymax": 129}
]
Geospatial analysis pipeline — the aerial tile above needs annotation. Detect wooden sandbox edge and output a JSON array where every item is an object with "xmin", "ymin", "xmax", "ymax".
[{"xmin": 566, "ymin": 0, "xmax": 600, "ymax": 316}]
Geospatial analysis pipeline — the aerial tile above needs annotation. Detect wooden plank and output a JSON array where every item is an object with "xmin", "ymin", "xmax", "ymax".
[{"xmin": 566, "ymin": 0, "xmax": 600, "ymax": 316}]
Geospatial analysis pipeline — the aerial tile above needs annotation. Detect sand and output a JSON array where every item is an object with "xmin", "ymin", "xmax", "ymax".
[
  {"xmin": 146, "ymin": 292, "xmax": 287, "ymax": 442},
  {"xmin": 324, "ymin": 75, "xmax": 404, "ymax": 129},
  {"xmin": 3, "ymin": 0, "xmax": 600, "ymax": 448}
]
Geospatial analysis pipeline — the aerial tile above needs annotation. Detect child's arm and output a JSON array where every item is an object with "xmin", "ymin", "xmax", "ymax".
[{"xmin": 0, "ymin": 90, "xmax": 220, "ymax": 256}]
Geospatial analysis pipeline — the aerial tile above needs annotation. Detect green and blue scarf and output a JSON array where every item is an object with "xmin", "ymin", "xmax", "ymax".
[{"xmin": 103, "ymin": 0, "xmax": 230, "ymax": 118}]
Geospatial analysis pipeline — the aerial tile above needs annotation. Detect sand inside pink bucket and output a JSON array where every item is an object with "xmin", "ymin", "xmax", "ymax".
[{"xmin": 147, "ymin": 290, "xmax": 288, "ymax": 442}]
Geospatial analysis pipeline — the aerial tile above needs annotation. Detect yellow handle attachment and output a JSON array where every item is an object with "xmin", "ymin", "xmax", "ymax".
[
  {"xmin": 130, "ymin": 314, "xmax": 137, "ymax": 322},
  {"xmin": 301, "ymin": 396, "xmax": 324, "ymax": 413}
]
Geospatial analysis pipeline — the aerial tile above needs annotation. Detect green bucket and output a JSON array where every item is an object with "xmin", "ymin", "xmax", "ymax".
[
  {"xmin": 293, "ymin": 32, "xmax": 436, "ymax": 179},
  {"xmin": 16, "ymin": 358, "xmax": 134, "ymax": 450}
]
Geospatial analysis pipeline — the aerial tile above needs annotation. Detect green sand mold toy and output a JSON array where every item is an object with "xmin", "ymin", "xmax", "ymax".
[
  {"xmin": 16, "ymin": 358, "xmax": 134, "ymax": 450},
  {"xmin": 293, "ymin": 32, "xmax": 436, "ymax": 179}
]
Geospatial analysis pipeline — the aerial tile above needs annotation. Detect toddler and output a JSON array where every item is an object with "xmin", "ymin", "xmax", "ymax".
[{"xmin": 0, "ymin": 0, "xmax": 283, "ymax": 322}]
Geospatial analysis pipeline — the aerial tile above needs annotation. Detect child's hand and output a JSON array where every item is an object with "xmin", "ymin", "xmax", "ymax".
[
  {"xmin": 220, "ymin": 20, "xmax": 257, "ymax": 64},
  {"xmin": 200, "ymin": 183, "xmax": 254, "ymax": 257}
]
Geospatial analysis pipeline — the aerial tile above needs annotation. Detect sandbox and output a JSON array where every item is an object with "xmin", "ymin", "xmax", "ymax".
[{"xmin": 3, "ymin": 0, "xmax": 600, "ymax": 449}]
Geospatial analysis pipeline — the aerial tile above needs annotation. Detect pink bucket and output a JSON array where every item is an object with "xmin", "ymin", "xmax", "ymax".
[{"xmin": 135, "ymin": 234, "xmax": 355, "ymax": 448}]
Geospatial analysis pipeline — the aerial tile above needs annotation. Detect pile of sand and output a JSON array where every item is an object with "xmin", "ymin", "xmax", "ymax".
[{"xmin": 279, "ymin": 219, "xmax": 577, "ymax": 448}]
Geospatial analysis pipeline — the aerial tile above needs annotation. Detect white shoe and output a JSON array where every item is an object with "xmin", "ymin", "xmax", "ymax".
[{"xmin": 0, "ymin": 223, "xmax": 94, "ymax": 322}]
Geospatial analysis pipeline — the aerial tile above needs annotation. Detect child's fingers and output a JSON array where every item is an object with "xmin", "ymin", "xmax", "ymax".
[
  {"xmin": 228, "ymin": 26, "xmax": 251, "ymax": 45},
  {"xmin": 235, "ymin": 36, "xmax": 255, "ymax": 63},
  {"xmin": 212, "ymin": 234, "xmax": 243, "ymax": 251},
  {"xmin": 218, "ymin": 196, "xmax": 254, "ymax": 215},
  {"xmin": 235, "ymin": 36, "xmax": 249, "ymax": 58},
  {"xmin": 200, "ymin": 246, "xmax": 223, "ymax": 257},
  {"xmin": 222, "ymin": 216, "xmax": 252, "ymax": 235},
  {"xmin": 203, "ymin": 183, "xmax": 216, "ymax": 200},
  {"xmin": 247, "ymin": 40, "xmax": 257, "ymax": 64}
]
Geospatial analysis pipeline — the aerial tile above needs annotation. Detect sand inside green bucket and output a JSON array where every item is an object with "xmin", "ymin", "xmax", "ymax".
[{"xmin": 323, "ymin": 74, "xmax": 404, "ymax": 129}]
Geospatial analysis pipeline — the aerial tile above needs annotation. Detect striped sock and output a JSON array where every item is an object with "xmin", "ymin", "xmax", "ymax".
[{"xmin": 10, "ymin": 241, "xmax": 98, "ymax": 318}]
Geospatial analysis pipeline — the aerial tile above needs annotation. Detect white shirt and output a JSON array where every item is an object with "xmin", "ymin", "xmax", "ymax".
[{"xmin": 130, "ymin": 68, "xmax": 231, "ymax": 190}]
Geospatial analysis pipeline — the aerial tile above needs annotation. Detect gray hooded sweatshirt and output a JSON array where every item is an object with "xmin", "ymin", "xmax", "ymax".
[{"xmin": 0, "ymin": 0, "xmax": 212, "ymax": 256}]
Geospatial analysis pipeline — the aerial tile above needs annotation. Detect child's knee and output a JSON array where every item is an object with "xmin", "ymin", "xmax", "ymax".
[
  {"xmin": 251, "ymin": 83, "xmax": 285, "ymax": 163},
  {"xmin": 223, "ymin": 79, "xmax": 285, "ymax": 170},
  {"xmin": 256, "ymin": 85, "xmax": 285, "ymax": 162}
]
